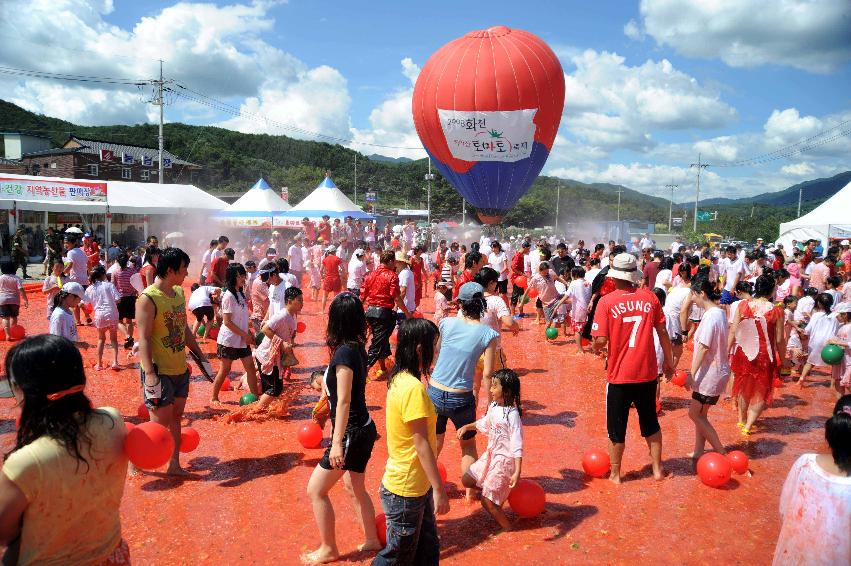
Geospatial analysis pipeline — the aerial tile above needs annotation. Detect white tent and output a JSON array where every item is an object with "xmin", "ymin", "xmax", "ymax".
[
  {"xmin": 217, "ymin": 178, "xmax": 291, "ymax": 228},
  {"xmin": 777, "ymin": 181, "xmax": 851, "ymax": 250},
  {"xmin": 275, "ymin": 174, "xmax": 373, "ymax": 228}
]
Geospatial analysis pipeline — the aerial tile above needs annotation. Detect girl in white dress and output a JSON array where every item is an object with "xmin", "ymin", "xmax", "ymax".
[
  {"xmin": 798, "ymin": 293, "xmax": 839, "ymax": 387},
  {"xmin": 84, "ymin": 265, "xmax": 121, "ymax": 370}
]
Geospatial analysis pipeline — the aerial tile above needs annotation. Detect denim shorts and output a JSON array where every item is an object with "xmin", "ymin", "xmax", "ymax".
[
  {"xmin": 427, "ymin": 385, "xmax": 476, "ymax": 439},
  {"xmin": 373, "ymin": 484, "xmax": 439, "ymax": 566},
  {"xmin": 140, "ymin": 368, "xmax": 190, "ymax": 409}
]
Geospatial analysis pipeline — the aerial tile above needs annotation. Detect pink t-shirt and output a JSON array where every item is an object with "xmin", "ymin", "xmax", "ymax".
[
  {"xmin": 253, "ymin": 309, "xmax": 297, "ymax": 363},
  {"xmin": 529, "ymin": 270, "xmax": 560, "ymax": 305},
  {"xmin": 0, "ymin": 274, "xmax": 22, "ymax": 305}
]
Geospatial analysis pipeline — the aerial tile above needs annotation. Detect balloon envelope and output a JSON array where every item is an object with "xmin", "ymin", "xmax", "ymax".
[{"xmin": 412, "ymin": 26, "xmax": 565, "ymax": 223}]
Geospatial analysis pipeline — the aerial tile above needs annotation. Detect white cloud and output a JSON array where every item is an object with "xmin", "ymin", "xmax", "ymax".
[
  {"xmin": 623, "ymin": 19, "xmax": 644, "ymax": 41},
  {"xmin": 638, "ymin": 0, "xmax": 851, "ymax": 73},
  {"xmin": 348, "ymin": 59, "xmax": 425, "ymax": 159},
  {"xmin": 560, "ymin": 50, "xmax": 737, "ymax": 152},
  {"xmin": 0, "ymin": 0, "xmax": 349, "ymax": 137},
  {"xmin": 780, "ymin": 162, "xmax": 816, "ymax": 177}
]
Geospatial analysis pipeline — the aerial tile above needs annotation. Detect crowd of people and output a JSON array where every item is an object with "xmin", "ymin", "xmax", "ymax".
[{"xmin": 0, "ymin": 219, "xmax": 848, "ymax": 566}]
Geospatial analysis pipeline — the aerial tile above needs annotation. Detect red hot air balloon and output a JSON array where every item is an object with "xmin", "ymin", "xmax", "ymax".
[{"xmin": 412, "ymin": 26, "xmax": 565, "ymax": 224}]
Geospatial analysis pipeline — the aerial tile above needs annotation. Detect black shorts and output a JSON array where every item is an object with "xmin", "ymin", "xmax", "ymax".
[
  {"xmin": 692, "ymin": 391, "xmax": 720, "ymax": 406},
  {"xmin": 192, "ymin": 306, "xmax": 215, "ymax": 323},
  {"xmin": 510, "ymin": 283, "xmax": 525, "ymax": 306},
  {"xmin": 320, "ymin": 420, "xmax": 378, "ymax": 473},
  {"xmin": 118, "ymin": 296, "xmax": 136, "ymax": 320},
  {"xmin": 496, "ymin": 280, "xmax": 508, "ymax": 294},
  {"xmin": 217, "ymin": 344, "xmax": 251, "ymax": 361},
  {"xmin": 535, "ymin": 298, "xmax": 543, "ymax": 309},
  {"xmin": 257, "ymin": 360, "xmax": 283, "ymax": 397},
  {"xmin": 0, "ymin": 304, "xmax": 20, "ymax": 318},
  {"xmin": 606, "ymin": 379, "xmax": 661, "ymax": 443}
]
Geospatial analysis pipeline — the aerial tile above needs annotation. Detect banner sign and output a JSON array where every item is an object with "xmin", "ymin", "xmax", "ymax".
[
  {"xmin": 122, "ymin": 153, "xmax": 134, "ymax": 165},
  {"xmin": 438, "ymin": 108, "xmax": 537, "ymax": 162},
  {"xmin": 100, "ymin": 149, "xmax": 114, "ymax": 162},
  {"xmin": 365, "ymin": 192, "xmax": 377, "ymax": 203},
  {"xmin": 162, "ymin": 158, "xmax": 172, "ymax": 169},
  {"xmin": 0, "ymin": 176, "xmax": 108, "ymax": 202},
  {"xmin": 142, "ymin": 156, "xmax": 153, "ymax": 167},
  {"xmin": 218, "ymin": 216, "xmax": 272, "ymax": 228}
]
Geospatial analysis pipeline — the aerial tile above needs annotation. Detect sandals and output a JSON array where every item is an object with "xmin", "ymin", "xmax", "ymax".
[
  {"xmin": 111, "ymin": 364, "xmax": 121, "ymax": 372},
  {"xmin": 94, "ymin": 364, "xmax": 105, "ymax": 371}
]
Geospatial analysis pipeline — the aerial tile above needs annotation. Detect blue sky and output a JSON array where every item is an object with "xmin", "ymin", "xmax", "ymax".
[{"xmin": 1, "ymin": 0, "xmax": 849, "ymax": 200}]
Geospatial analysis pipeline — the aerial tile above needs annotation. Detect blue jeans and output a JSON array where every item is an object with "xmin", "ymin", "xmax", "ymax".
[
  {"xmin": 372, "ymin": 484, "xmax": 439, "ymax": 566},
  {"xmin": 427, "ymin": 385, "xmax": 476, "ymax": 440}
]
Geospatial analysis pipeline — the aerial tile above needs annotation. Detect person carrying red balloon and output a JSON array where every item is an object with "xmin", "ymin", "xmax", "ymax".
[
  {"xmin": 591, "ymin": 253, "xmax": 675, "ymax": 484},
  {"xmin": 0, "ymin": 335, "xmax": 130, "ymax": 565},
  {"xmin": 136, "ymin": 248, "xmax": 208, "ymax": 475},
  {"xmin": 457, "ymin": 369, "xmax": 523, "ymax": 531},
  {"xmin": 0, "ymin": 260, "xmax": 28, "ymax": 340}
]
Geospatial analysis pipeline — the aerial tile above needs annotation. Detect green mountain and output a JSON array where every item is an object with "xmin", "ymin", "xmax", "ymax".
[{"xmin": 697, "ymin": 171, "xmax": 851, "ymax": 207}]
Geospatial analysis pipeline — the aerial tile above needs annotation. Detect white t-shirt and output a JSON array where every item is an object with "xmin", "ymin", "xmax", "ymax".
[
  {"xmin": 66, "ymin": 247, "xmax": 89, "ymax": 285},
  {"xmin": 654, "ymin": 269, "xmax": 673, "ymax": 290},
  {"xmin": 482, "ymin": 294, "xmax": 511, "ymax": 348},
  {"xmin": 347, "ymin": 257, "xmax": 368, "ymax": 290},
  {"xmin": 398, "ymin": 268, "xmax": 416, "ymax": 312},
  {"xmin": 690, "ymin": 306, "xmax": 730, "ymax": 397},
  {"xmin": 267, "ymin": 283, "xmax": 286, "ymax": 319},
  {"xmin": 584, "ymin": 268, "xmax": 601, "ymax": 284},
  {"xmin": 217, "ymin": 290, "xmax": 250, "ymax": 348},
  {"xmin": 529, "ymin": 250, "xmax": 543, "ymax": 274},
  {"xmin": 0, "ymin": 274, "xmax": 22, "ymax": 305},
  {"xmin": 201, "ymin": 248, "xmax": 212, "ymax": 277},
  {"xmin": 488, "ymin": 251, "xmax": 508, "ymax": 281},
  {"xmin": 188, "ymin": 285, "xmax": 217, "ymax": 311},
  {"xmin": 254, "ymin": 309, "xmax": 298, "ymax": 364},
  {"xmin": 83, "ymin": 281, "xmax": 120, "ymax": 329},
  {"xmin": 723, "ymin": 258, "xmax": 747, "ymax": 292},
  {"xmin": 49, "ymin": 307, "xmax": 78, "ymax": 342},
  {"xmin": 566, "ymin": 279, "xmax": 591, "ymax": 323},
  {"xmin": 772, "ymin": 454, "xmax": 851, "ymax": 566},
  {"xmin": 670, "ymin": 241, "xmax": 682, "ymax": 254},
  {"xmin": 288, "ymin": 245, "xmax": 304, "ymax": 271},
  {"xmin": 664, "ymin": 286, "xmax": 691, "ymax": 337}
]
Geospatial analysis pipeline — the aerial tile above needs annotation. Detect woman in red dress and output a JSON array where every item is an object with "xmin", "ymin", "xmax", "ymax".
[
  {"xmin": 728, "ymin": 274, "xmax": 785, "ymax": 435},
  {"xmin": 409, "ymin": 246, "xmax": 426, "ymax": 306},
  {"xmin": 320, "ymin": 246, "xmax": 342, "ymax": 314}
]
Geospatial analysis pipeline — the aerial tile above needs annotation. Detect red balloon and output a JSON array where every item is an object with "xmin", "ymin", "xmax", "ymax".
[
  {"xmin": 220, "ymin": 377, "xmax": 232, "ymax": 392},
  {"xmin": 375, "ymin": 513, "xmax": 387, "ymax": 547},
  {"xmin": 581, "ymin": 337, "xmax": 590, "ymax": 347},
  {"xmin": 137, "ymin": 403, "xmax": 150, "ymax": 421},
  {"xmin": 391, "ymin": 238, "xmax": 399, "ymax": 248},
  {"xmin": 297, "ymin": 422, "xmax": 323, "ymax": 449},
  {"xmin": 527, "ymin": 286, "xmax": 538, "ymax": 298},
  {"xmin": 180, "ymin": 427, "xmax": 200, "ymax": 453},
  {"xmin": 696, "ymin": 452, "xmax": 732, "ymax": 488},
  {"xmin": 82, "ymin": 303, "xmax": 94, "ymax": 315},
  {"xmin": 514, "ymin": 275, "xmax": 527, "ymax": 289},
  {"xmin": 208, "ymin": 325, "xmax": 220, "ymax": 340},
  {"xmin": 125, "ymin": 421, "xmax": 174, "ymax": 469},
  {"xmin": 581, "ymin": 449, "xmax": 611, "ymax": 478},
  {"xmin": 507, "ymin": 479, "xmax": 546, "ymax": 518},
  {"xmin": 296, "ymin": 321, "xmax": 307, "ymax": 333},
  {"xmin": 9, "ymin": 325, "xmax": 25, "ymax": 341},
  {"xmin": 726, "ymin": 450, "xmax": 749, "ymax": 475},
  {"xmin": 671, "ymin": 370, "xmax": 688, "ymax": 387},
  {"xmin": 437, "ymin": 461, "xmax": 448, "ymax": 484}
]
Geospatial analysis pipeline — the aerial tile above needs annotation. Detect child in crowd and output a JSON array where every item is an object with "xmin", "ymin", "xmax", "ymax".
[
  {"xmin": 253, "ymin": 286, "xmax": 303, "ymax": 412},
  {"xmin": 652, "ymin": 287, "xmax": 667, "ymax": 408},
  {"xmin": 458, "ymin": 369, "xmax": 523, "ymax": 531},
  {"xmin": 825, "ymin": 276, "xmax": 842, "ymax": 310},
  {"xmin": 188, "ymin": 283, "xmax": 222, "ymax": 343},
  {"xmin": 686, "ymin": 277, "xmax": 731, "ymax": 460},
  {"xmin": 0, "ymin": 260, "xmax": 28, "ymax": 338},
  {"xmin": 529, "ymin": 261, "xmax": 569, "ymax": 340},
  {"xmin": 826, "ymin": 303, "xmax": 851, "ymax": 396},
  {"xmin": 553, "ymin": 270, "xmax": 570, "ymax": 337},
  {"xmin": 84, "ymin": 265, "xmax": 121, "ymax": 371},
  {"xmin": 433, "ymin": 280, "xmax": 450, "ymax": 324},
  {"xmin": 41, "ymin": 259, "xmax": 64, "ymax": 320},
  {"xmin": 783, "ymin": 296, "xmax": 805, "ymax": 377},
  {"xmin": 565, "ymin": 267, "xmax": 591, "ymax": 354},
  {"xmin": 212, "ymin": 263, "xmax": 258, "ymax": 401},
  {"xmin": 49, "ymin": 282, "xmax": 85, "ymax": 343},
  {"xmin": 798, "ymin": 293, "xmax": 840, "ymax": 387},
  {"xmin": 794, "ymin": 287, "xmax": 818, "ymax": 324}
]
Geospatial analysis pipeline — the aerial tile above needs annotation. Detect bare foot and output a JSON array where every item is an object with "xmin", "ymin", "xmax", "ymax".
[
  {"xmin": 686, "ymin": 451, "xmax": 704, "ymax": 459},
  {"xmin": 300, "ymin": 547, "xmax": 339, "ymax": 565},
  {"xmin": 357, "ymin": 539, "xmax": 382, "ymax": 552},
  {"xmin": 608, "ymin": 472, "xmax": 622, "ymax": 485},
  {"xmin": 653, "ymin": 469, "xmax": 672, "ymax": 481}
]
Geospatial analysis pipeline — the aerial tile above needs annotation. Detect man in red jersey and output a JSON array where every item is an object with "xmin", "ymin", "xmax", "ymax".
[{"xmin": 592, "ymin": 253, "xmax": 674, "ymax": 484}]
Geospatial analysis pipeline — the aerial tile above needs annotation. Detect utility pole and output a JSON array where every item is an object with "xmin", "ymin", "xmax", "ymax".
[
  {"xmin": 424, "ymin": 157, "xmax": 435, "ymax": 224},
  {"xmin": 690, "ymin": 153, "xmax": 709, "ymax": 232},
  {"xmin": 150, "ymin": 60, "xmax": 173, "ymax": 184},
  {"xmin": 615, "ymin": 188, "xmax": 623, "ymax": 222},
  {"xmin": 665, "ymin": 182, "xmax": 678, "ymax": 232},
  {"xmin": 797, "ymin": 185, "xmax": 803, "ymax": 217},
  {"xmin": 554, "ymin": 183, "xmax": 561, "ymax": 230},
  {"xmin": 354, "ymin": 153, "xmax": 357, "ymax": 205},
  {"xmin": 462, "ymin": 198, "xmax": 466, "ymax": 225}
]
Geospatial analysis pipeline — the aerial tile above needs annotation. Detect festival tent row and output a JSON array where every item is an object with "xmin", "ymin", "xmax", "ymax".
[
  {"xmin": 217, "ymin": 178, "xmax": 291, "ymax": 228},
  {"xmin": 777, "ymin": 180, "xmax": 851, "ymax": 250},
  {"xmin": 269, "ymin": 174, "xmax": 374, "ymax": 229},
  {"xmin": 0, "ymin": 173, "xmax": 227, "ymax": 242}
]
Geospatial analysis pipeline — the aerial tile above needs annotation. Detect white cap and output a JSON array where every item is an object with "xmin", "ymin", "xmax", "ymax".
[
  {"xmin": 841, "ymin": 240, "xmax": 850, "ymax": 246},
  {"xmin": 353, "ymin": 248, "xmax": 364, "ymax": 256},
  {"xmin": 62, "ymin": 282, "xmax": 85, "ymax": 299},
  {"xmin": 325, "ymin": 245, "xmax": 336, "ymax": 253}
]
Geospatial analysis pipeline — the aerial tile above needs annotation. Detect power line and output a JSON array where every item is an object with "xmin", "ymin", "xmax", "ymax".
[{"xmin": 0, "ymin": 65, "xmax": 149, "ymax": 86}]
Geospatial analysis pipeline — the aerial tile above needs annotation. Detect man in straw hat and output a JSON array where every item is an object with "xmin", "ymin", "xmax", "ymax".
[{"xmin": 591, "ymin": 253, "xmax": 675, "ymax": 484}]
